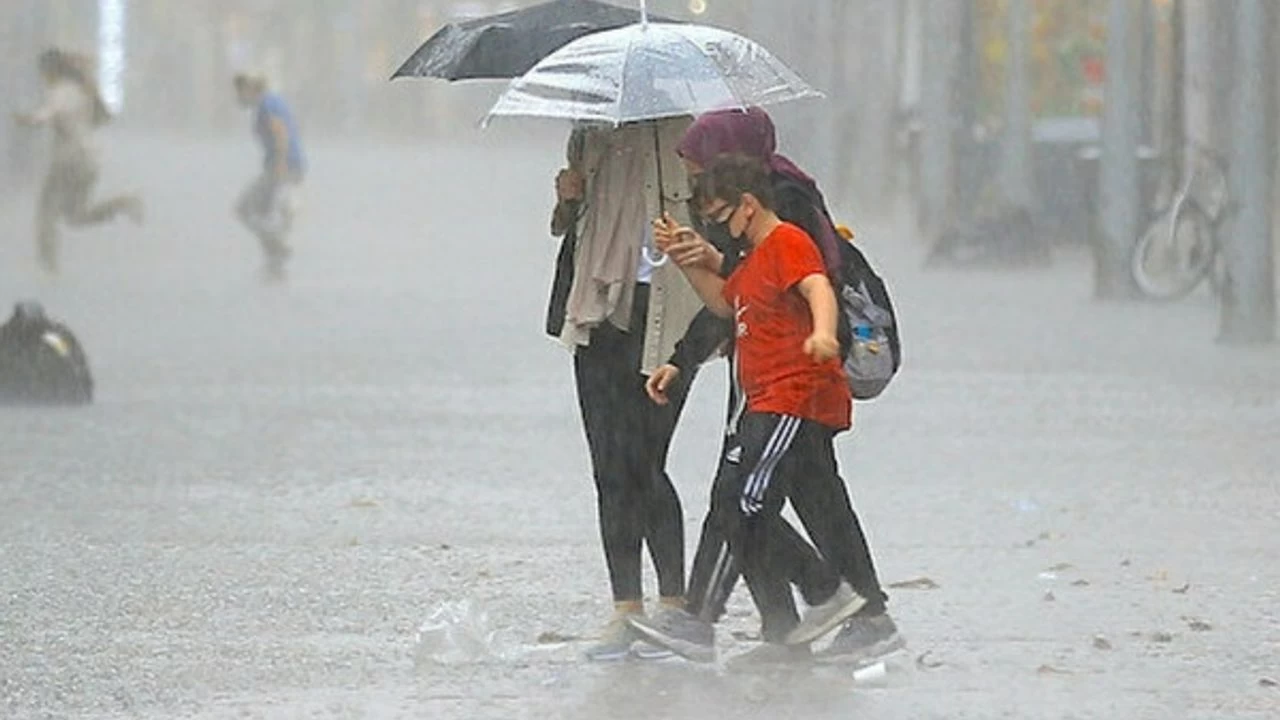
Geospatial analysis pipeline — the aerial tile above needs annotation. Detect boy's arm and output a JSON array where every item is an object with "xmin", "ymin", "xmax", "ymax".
[
  {"xmin": 683, "ymin": 265, "xmax": 733, "ymax": 318},
  {"xmin": 796, "ymin": 273, "xmax": 840, "ymax": 361},
  {"xmin": 655, "ymin": 216, "xmax": 733, "ymax": 317}
]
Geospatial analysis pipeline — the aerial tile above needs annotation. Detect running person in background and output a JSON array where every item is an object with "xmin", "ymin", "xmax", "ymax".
[
  {"xmin": 233, "ymin": 72, "xmax": 304, "ymax": 282},
  {"xmin": 13, "ymin": 48, "xmax": 143, "ymax": 276}
]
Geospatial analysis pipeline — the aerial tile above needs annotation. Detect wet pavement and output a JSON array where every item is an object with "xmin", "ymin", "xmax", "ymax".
[{"xmin": 1, "ymin": 131, "xmax": 1277, "ymax": 719}]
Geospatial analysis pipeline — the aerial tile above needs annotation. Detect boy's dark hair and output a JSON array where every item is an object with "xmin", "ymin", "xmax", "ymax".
[{"xmin": 692, "ymin": 153, "xmax": 776, "ymax": 212}]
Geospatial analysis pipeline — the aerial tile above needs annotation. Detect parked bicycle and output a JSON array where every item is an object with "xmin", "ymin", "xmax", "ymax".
[{"xmin": 1130, "ymin": 144, "xmax": 1231, "ymax": 301}]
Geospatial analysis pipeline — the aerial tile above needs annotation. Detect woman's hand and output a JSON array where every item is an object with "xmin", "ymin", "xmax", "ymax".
[
  {"xmin": 555, "ymin": 168, "xmax": 585, "ymax": 203},
  {"xmin": 645, "ymin": 364, "xmax": 682, "ymax": 405}
]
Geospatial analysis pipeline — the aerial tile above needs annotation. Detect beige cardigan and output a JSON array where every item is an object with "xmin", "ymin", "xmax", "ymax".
[{"xmin": 558, "ymin": 118, "xmax": 703, "ymax": 375}]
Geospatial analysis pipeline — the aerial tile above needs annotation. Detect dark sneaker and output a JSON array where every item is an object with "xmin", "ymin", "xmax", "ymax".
[
  {"xmin": 784, "ymin": 582, "xmax": 867, "ymax": 646},
  {"xmin": 815, "ymin": 612, "xmax": 905, "ymax": 665},
  {"xmin": 628, "ymin": 608, "xmax": 716, "ymax": 663},
  {"xmin": 584, "ymin": 614, "xmax": 638, "ymax": 663},
  {"xmin": 726, "ymin": 642, "xmax": 811, "ymax": 670}
]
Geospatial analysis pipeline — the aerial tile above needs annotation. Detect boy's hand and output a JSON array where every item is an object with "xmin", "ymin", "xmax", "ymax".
[
  {"xmin": 12, "ymin": 112, "xmax": 35, "ymax": 127},
  {"xmin": 665, "ymin": 231, "xmax": 723, "ymax": 273},
  {"xmin": 652, "ymin": 212, "xmax": 681, "ymax": 251},
  {"xmin": 645, "ymin": 364, "xmax": 681, "ymax": 405},
  {"xmin": 555, "ymin": 168, "xmax": 584, "ymax": 203},
  {"xmin": 803, "ymin": 332, "xmax": 840, "ymax": 363},
  {"xmin": 654, "ymin": 213, "xmax": 723, "ymax": 272}
]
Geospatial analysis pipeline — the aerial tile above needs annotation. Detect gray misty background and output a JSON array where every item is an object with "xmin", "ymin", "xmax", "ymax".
[{"xmin": 0, "ymin": 2, "xmax": 1276, "ymax": 719}]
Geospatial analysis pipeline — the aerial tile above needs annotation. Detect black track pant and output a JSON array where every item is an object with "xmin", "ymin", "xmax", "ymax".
[
  {"xmin": 573, "ymin": 287, "xmax": 695, "ymax": 602},
  {"xmin": 703, "ymin": 413, "xmax": 886, "ymax": 641}
]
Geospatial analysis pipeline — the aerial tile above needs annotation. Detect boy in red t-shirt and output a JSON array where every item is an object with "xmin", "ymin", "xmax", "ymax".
[{"xmin": 652, "ymin": 155, "xmax": 872, "ymax": 663}]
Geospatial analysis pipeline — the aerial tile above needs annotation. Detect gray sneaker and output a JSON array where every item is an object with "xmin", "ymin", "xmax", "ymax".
[
  {"xmin": 584, "ymin": 614, "xmax": 638, "ymax": 663},
  {"xmin": 630, "ymin": 641, "xmax": 676, "ymax": 661},
  {"xmin": 726, "ymin": 642, "xmax": 811, "ymax": 671},
  {"xmin": 815, "ymin": 612, "xmax": 905, "ymax": 665},
  {"xmin": 784, "ymin": 582, "xmax": 867, "ymax": 646},
  {"xmin": 627, "ymin": 608, "xmax": 716, "ymax": 663}
]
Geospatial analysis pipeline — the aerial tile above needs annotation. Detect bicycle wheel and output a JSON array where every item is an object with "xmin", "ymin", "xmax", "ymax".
[{"xmin": 1131, "ymin": 202, "xmax": 1216, "ymax": 301}]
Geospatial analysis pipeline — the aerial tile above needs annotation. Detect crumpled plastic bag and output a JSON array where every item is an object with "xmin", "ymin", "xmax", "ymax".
[{"xmin": 414, "ymin": 600, "xmax": 513, "ymax": 666}]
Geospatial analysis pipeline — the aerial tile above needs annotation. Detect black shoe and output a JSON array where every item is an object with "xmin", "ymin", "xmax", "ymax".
[{"xmin": 815, "ymin": 612, "xmax": 905, "ymax": 665}]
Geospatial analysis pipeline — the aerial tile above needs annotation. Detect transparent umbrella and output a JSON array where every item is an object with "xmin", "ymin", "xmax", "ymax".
[{"xmin": 482, "ymin": 19, "xmax": 822, "ymax": 126}]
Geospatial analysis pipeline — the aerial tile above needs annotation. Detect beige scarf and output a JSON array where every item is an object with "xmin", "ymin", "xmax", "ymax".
[{"xmin": 559, "ymin": 123, "xmax": 656, "ymax": 347}]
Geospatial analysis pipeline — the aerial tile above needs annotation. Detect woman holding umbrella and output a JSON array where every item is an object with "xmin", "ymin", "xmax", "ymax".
[
  {"xmin": 472, "ymin": 8, "xmax": 832, "ymax": 662},
  {"xmin": 547, "ymin": 110, "xmax": 706, "ymax": 662}
]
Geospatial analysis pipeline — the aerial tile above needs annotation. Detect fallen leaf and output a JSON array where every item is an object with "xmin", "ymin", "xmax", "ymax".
[
  {"xmin": 536, "ymin": 631, "xmax": 581, "ymax": 644},
  {"xmin": 1182, "ymin": 617, "xmax": 1212, "ymax": 632},
  {"xmin": 886, "ymin": 577, "xmax": 941, "ymax": 591},
  {"xmin": 1260, "ymin": 677, "xmax": 1278, "ymax": 688},
  {"xmin": 731, "ymin": 630, "xmax": 761, "ymax": 642},
  {"xmin": 350, "ymin": 497, "xmax": 379, "ymax": 508},
  {"xmin": 1092, "ymin": 635, "xmax": 1113, "ymax": 650},
  {"xmin": 1071, "ymin": 579, "xmax": 1091, "ymax": 587},
  {"xmin": 1039, "ymin": 531, "xmax": 1052, "ymax": 541},
  {"xmin": 1043, "ymin": 591, "xmax": 1056, "ymax": 602},
  {"xmin": 1120, "ymin": 559, "xmax": 1132, "ymax": 567},
  {"xmin": 1147, "ymin": 569, "xmax": 1170, "ymax": 582},
  {"xmin": 439, "ymin": 543, "xmax": 452, "ymax": 551},
  {"xmin": 915, "ymin": 651, "xmax": 944, "ymax": 670},
  {"xmin": 1037, "ymin": 664, "xmax": 1073, "ymax": 676},
  {"xmin": 1046, "ymin": 562, "xmax": 1075, "ymax": 572},
  {"xmin": 1172, "ymin": 583, "xmax": 1191, "ymax": 594},
  {"xmin": 1150, "ymin": 631, "xmax": 1175, "ymax": 643}
]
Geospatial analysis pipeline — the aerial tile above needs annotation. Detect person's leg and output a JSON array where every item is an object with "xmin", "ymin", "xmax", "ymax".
[
  {"xmin": 61, "ymin": 161, "xmax": 140, "ymax": 227},
  {"xmin": 574, "ymin": 328, "xmax": 646, "ymax": 606},
  {"xmin": 789, "ymin": 432, "xmax": 888, "ymax": 613},
  {"xmin": 235, "ymin": 173, "xmax": 290, "ymax": 272},
  {"xmin": 635, "ymin": 362, "xmax": 694, "ymax": 602},
  {"xmin": 574, "ymin": 319, "xmax": 659, "ymax": 661},
  {"xmin": 789, "ymin": 432, "xmax": 904, "ymax": 662},
  {"xmin": 36, "ymin": 169, "xmax": 62, "ymax": 274},
  {"xmin": 727, "ymin": 413, "xmax": 835, "ymax": 645}
]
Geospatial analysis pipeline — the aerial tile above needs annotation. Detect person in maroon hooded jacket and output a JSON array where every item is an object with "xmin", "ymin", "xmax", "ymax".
[{"xmin": 630, "ymin": 107, "xmax": 902, "ymax": 666}]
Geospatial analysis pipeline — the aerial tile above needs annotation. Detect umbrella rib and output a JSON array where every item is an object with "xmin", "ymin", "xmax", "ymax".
[{"xmin": 614, "ymin": 24, "xmax": 644, "ymax": 125}]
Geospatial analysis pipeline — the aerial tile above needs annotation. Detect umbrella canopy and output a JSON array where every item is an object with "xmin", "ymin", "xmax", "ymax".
[
  {"xmin": 391, "ymin": 0, "xmax": 678, "ymax": 81},
  {"xmin": 483, "ymin": 21, "xmax": 822, "ymax": 126}
]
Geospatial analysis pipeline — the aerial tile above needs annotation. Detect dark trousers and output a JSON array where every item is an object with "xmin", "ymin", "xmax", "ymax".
[
  {"xmin": 705, "ymin": 413, "xmax": 887, "ymax": 642},
  {"xmin": 573, "ymin": 287, "xmax": 695, "ymax": 602},
  {"xmin": 685, "ymin": 391, "xmax": 889, "ymax": 627},
  {"xmin": 685, "ymin": 446, "xmax": 835, "ymax": 622}
]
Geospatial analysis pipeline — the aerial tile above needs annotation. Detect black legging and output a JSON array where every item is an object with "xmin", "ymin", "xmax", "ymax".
[{"xmin": 573, "ymin": 286, "xmax": 695, "ymax": 602}]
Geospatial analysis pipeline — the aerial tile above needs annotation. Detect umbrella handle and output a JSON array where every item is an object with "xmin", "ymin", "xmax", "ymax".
[{"xmin": 642, "ymin": 246, "xmax": 669, "ymax": 268}]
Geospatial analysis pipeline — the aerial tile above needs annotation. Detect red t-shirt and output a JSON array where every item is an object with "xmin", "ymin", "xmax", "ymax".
[{"xmin": 722, "ymin": 222, "xmax": 852, "ymax": 431}]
